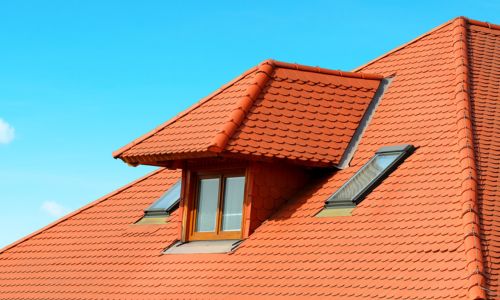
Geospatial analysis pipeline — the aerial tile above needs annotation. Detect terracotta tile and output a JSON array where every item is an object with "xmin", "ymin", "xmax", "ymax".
[
  {"xmin": 113, "ymin": 60, "xmax": 381, "ymax": 167},
  {"xmin": 1, "ymin": 17, "xmax": 499, "ymax": 300}
]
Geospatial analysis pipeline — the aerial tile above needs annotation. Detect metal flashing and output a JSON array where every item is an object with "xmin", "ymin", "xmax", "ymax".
[
  {"xmin": 376, "ymin": 144, "xmax": 414, "ymax": 154},
  {"xmin": 316, "ymin": 207, "xmax": 355, "ymax": 217},
  {"xmin": 337, "ymin": 77, "xmax": 393, "ymax": 169},
  {"xmin": 134, "ymin": 216, "xmax": 168, "ymax": 225},
  {"xmin": 163, "ymin": 240, "xmax": 241, "ymax": 255},
  {"xmin": 324, "ymin": 199, "xmax": 356, "ymax": 209}
]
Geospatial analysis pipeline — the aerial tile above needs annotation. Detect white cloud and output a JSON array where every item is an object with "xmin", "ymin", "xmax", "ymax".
[
  {"xmin": 0, "ymin": 118, "xmax": 15, "ymax": 144},
  {"xmin": 41, "ymin": 201, "xmax": 69, "ymax": 218}
]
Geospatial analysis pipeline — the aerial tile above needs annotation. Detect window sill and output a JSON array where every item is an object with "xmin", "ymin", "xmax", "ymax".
[
  {"xmin": 163, "ymin": 239, "xmax": 242, "ymax": 254},
  {"xmin": 134, "ymin": 215, "xmax": 169, "ymax": 225},
  {"xmin": 316, "ymin": 207, "xmax": 355, "ymax": 217}
]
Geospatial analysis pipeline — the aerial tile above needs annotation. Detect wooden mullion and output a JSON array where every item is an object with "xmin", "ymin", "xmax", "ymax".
[
  {"xmin": 215, "ymin": 175, "xmax": 224, "ymax": 235},
  {"xmin": 189, "ymin": 174, "xmax": 201, "ymax": 239}
]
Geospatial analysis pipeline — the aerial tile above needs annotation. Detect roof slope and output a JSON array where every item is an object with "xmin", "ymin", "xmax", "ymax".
[
  {"xmin": 468, "ymin": 21, "xmax": 500, "ymax": 299},
  {"xmin": 113, "ymin": 60, "xmax": 382, "ymax": 167},
  {"xmin": 113, "ymin": 67, "xmax": 260, "ymax": 162},
  {"xmin": 0, "ymin": 17, "xmax": 498, "ymax": 300}
]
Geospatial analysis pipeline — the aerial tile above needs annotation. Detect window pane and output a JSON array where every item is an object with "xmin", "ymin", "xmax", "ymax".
[
  {"xmin": 332, "ymin": 153, "xmax": 400, "ymax": 201},
  {"xmin": 147, "ymin": 180, "xmax": 181, "ymax": 213},
  {"xmin": 195, "ymin": 178, "xmax": 220, "ymax": 232},
  {"xmin": 221, "ymin": 176, "xmax": 245, "ymax": 231}
]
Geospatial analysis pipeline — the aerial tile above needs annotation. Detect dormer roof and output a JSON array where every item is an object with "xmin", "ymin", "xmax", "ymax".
[{"xmin": 113, "ymin": 60, "xmax": 383, "ymax": 167}]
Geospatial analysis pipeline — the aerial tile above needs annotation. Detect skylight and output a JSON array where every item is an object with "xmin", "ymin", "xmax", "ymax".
[
  {"xmin": 325, "ymin": 144, "xmax": 415, "ymax": 208},
  {"xmin": 144, "ymin": 180, "xmax": 181, "ymax": 217}
]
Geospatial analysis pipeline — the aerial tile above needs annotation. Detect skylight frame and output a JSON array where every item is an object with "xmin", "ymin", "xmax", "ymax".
[
  {"xmin": 144, "ymin": 180, "xmax": 182, "ymax": 217},
  {"xmin": 325, "ymin": 144, "xmax": 415, "ymax": 208}
]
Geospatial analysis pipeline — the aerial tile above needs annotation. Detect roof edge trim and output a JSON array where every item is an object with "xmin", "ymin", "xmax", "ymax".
[
  {"xmin": 452, "ymin": 18, "xmax": 487, "ymax": 300},
  {"xmin": 209, "ymin": 60, "xmax": 275, "ymax": 152},
  {"xmin": 337, "ymin": 77, "xmax": 393, "ymax": 169},
  {"xmin": 0, "ymin": 168, "xmax": 166, "ymax": 254},
  {"xmin": 119, "ymin": 150, "xmax": 217, "ymax": 167}
]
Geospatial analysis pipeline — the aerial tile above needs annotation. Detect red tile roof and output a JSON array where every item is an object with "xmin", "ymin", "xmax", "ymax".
[
  {"xmin": 468, "ymin": 21, "xmax": 500, "ymax": 299},
  {"xmin": 113, "ymin": 60, "xmax": 382, "ymax": 167},
  {"xmin": 0, "ymin": 17, "xmax": 498, "ymax": 300}
]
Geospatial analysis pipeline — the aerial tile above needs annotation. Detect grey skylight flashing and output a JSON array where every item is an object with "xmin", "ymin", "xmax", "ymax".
[
  {"xmin": 163, "ymin": 240, "xmax": 242, "ymax": 254},
  {"xmin": 376, "ymin": 144, "xmax": 414, "ymax": 154},
  {"xmin": 337, "ymin": 77, "xmax": 393, "ymax": 169},
  {"xmin": 325, "ymin": 199, "xmax": 356, "ymax": 209}
]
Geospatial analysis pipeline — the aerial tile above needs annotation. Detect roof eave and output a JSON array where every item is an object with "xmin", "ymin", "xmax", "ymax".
[{"xmin": 119, "ymin": 150, "xmax": 220, "ymax": 168}]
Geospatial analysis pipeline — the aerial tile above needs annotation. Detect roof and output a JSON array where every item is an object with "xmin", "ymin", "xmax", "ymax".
[
  {"xmin": 0, "ymin": 17, "xmax": 498, "ymax": 300},
  {"xmin": 113, "ymin": 60, "xmax": 383, "ymax": 167},
  {"xmin": 468, "ymin": 21, "xmax": 500, "ymax": 299}
]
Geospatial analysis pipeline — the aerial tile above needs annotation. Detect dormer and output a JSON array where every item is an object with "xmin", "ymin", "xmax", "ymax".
[{"xmin": 114, "ymin": 59, "xmax": 385, "ymax": 244}]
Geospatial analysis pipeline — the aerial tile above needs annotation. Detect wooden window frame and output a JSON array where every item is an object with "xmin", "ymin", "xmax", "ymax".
[{"xmin": 187, "ymin": 169, "xmax": 247, "ymax": 241}]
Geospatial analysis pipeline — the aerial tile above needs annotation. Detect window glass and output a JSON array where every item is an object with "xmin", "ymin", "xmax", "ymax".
[
  {"xmin": 195, "ymin": 178, "xmax": 220, "ymax": 232},
  {"xmin": 221, "ymin": 176, "xmax": 245, "ymax": 231},
  {"xmin": 331, "ymin": 153, "xmax": 400, "ymax": 201},
  {"xmin": 147, "ymin": 180, "xmax": 182, "ymax": 213}
]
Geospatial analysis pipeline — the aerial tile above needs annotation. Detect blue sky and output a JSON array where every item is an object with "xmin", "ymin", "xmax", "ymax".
[{"xmin": 0, "ymin": 1, "xmax": 498, "ymax": 248}]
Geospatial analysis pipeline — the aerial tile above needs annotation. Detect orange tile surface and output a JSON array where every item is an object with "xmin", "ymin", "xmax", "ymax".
[
  {"xmin": 225, "ymin": 65, "xmax": 380, "ymax": 165},
  {"xmin": 469, "ymin": 23, "xmax": 500, "ymax": 300},
  {"xmin": 0, "ymin": 17, "xmax": 498, "ymax": 300},
  {"xmin": 113, "ymin": 60, "xmax": 382, "ymax": 167}
]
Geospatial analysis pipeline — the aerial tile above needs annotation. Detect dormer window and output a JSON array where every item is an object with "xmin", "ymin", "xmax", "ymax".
[
  {"xmin": 188, "ymin": 172, "xmax": 246, "ymax": 240},
  {"xmin": 177, "ymin": 161, "xmax": 307, "ymax": 245}
]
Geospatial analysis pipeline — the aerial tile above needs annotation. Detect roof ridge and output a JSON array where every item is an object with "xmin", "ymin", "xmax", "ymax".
[
  {"xmin": 467, "ymin": 18, "xmax": 500, "ymax": 30},
  {"xmin": 272, "ymin": 59, "xmax": 383, "ymax": 80},
  {"xmin": 112, "ymin": 65, "xmax": 260, "ymax": 160},
  {"xmin": 0, "ymin": 168, "xmax": 166, "ymax": 254},
  {"xmin": 208, "ymin": 60, "xmax": 275, "ymax": 152},
  {"xmin": 452, "ymin": 17, "xmax": 487, "ymax": 300}
]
